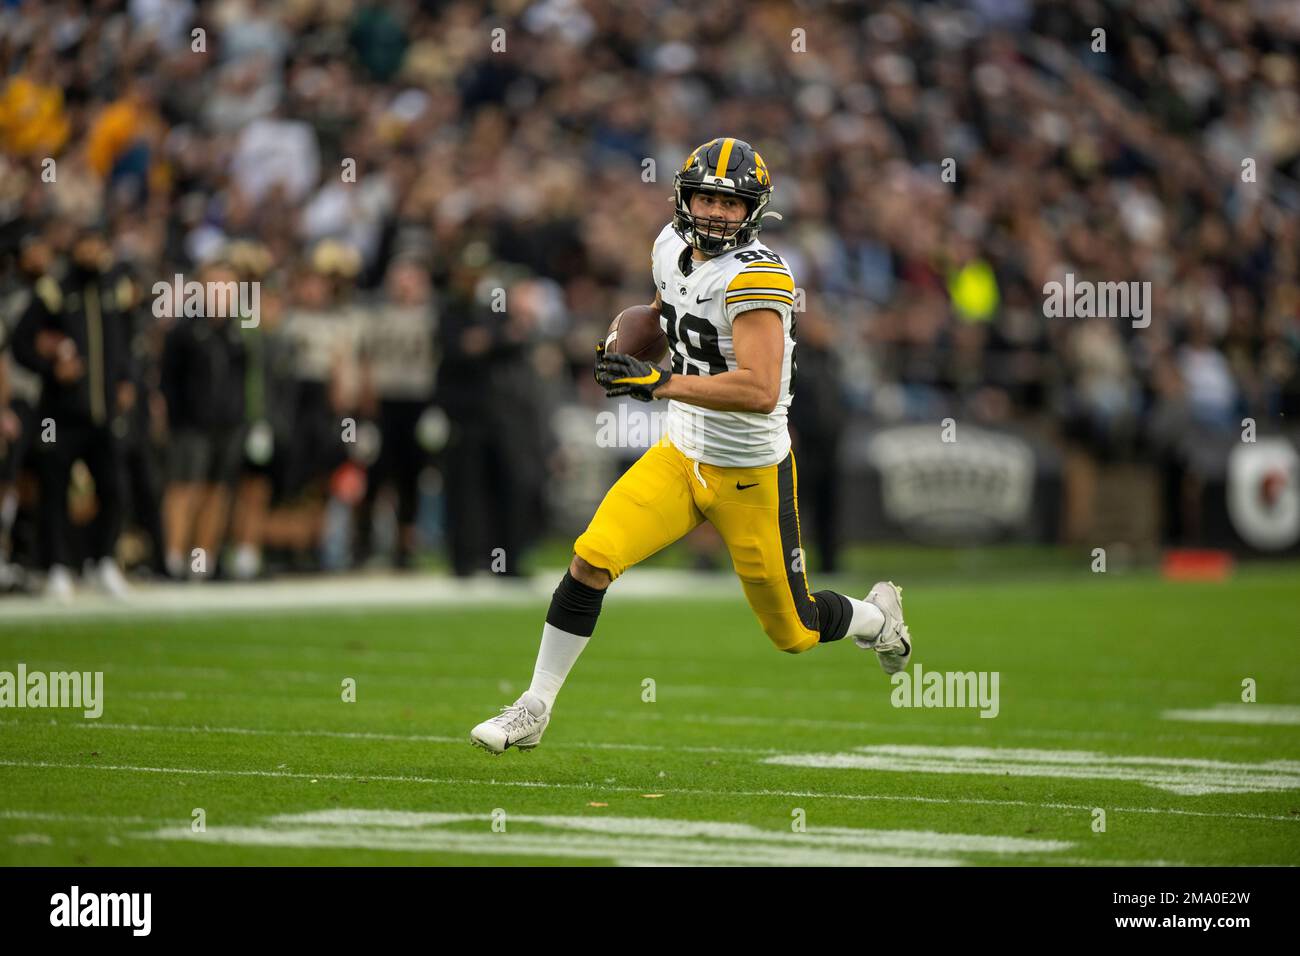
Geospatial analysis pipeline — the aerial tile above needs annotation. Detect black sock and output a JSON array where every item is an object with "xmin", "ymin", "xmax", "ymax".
[
  {"xmin": 545, "ymin": 570, "xmax": 608, "ymax": 637},
  {"xmin": 812, "ymin": 589, "xmax": 853, "ymax": 643}
]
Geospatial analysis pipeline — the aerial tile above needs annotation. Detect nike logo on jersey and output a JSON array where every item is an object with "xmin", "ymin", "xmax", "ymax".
[
  {"xmin": 736, "ymin": 481, "xmax": 759, "ymax": 490},
  {"xmin": 696, "ymin": 295, "xmax": 713, "ymax": 303}
]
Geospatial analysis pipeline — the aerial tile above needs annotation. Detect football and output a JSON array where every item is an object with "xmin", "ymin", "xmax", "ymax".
[{"xmin": 606, "ymin": 304, "xmax": 669, "ymax": 366}]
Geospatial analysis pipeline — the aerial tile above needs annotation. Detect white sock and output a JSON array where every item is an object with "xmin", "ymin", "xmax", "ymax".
[
  {"xmin": 165, "ymin": 551, "xmax": 185, "ymax": 579},
  {"xmin": 526, "ymin": 623, "xmax": 590, "ymax": 713},
  {"xmin": 845, "ymin": 596, "xmax": 884, "ymax": 641},
  {"xmin": 232, "ymin": 544, "xmax": 261, "ymax": 580}
]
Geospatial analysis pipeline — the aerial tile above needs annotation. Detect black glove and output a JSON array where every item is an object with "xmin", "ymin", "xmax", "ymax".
[{"xmin": 595, "ymin": 341, "xmax": 672, "ymax": 402}]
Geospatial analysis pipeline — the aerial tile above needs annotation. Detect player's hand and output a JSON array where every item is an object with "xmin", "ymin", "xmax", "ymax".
[
  {"xmin": 0, "ymin": 408, "xmax": 20, "ymax": 442},
  {"xmin": 34, "ymin": 329, "xmax": 64, "ymax": 359},
  {"xmin": 595, "ymin": 343, "xmax": 672, "ymax": 402},
  {"xmin": 116, "ymin": 381, "xmax": 136, "ymax": 413},
  {"xmin": 53, "ymin": 352, "xmax": 85, "ymax": 385}
]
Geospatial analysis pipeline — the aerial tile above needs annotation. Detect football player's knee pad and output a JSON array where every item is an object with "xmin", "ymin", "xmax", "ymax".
[
  {"xmin": 573, "ymin": 531, "xmax": 625, "ymax": 582},
  {"xmin": 726, "ymin": 536, "xmax": 768, "ymax": 583}
]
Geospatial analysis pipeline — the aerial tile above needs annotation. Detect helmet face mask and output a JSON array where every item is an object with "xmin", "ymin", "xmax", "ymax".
[{"xmin": 672, "ymin": 138, "xmax": 773, "ymax": 255}]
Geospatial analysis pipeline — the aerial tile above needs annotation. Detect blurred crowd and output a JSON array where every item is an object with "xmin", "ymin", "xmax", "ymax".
[{"xmin": 1, "ymin": 0, "xmax": 1299, "ymax": 593}]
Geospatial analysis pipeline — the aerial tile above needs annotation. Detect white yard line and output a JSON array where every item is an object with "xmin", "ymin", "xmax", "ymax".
[
  {"xmin": 1, "ymin": 716, "xmax": 1272, "ymax": 756},
  {"xmin": 0, "ymin": 808, "xmax": 1230, "ymax": 866},
  {"xmin": 128, "ymin": 834, "xmax": 1187, "ymax": 867},
  {"xmin": 131, "ymin": 808, "xmax": 1081, "ymax": 866},
  {"xmin": 2, "ymin": 758, "xmax": 1296, "ymax": 823},
  {"xmin": 0, "ymin": 719, "xmax": 784, "ymax": 755},
  {"xmin": 594, "ymin": 710, "xmax": 1268, "ymax": 746},
  {"xmin": 0, "ymin": 810, "xmax": 156, "ymax": 825},
  {"xmin": 134, "ymin": 824, "xmax": 962, "ymax": 866},
  {"xmin": 270, "ymin": 809, "xmax": 1073, "ymax": 854},
  {"xmin": 0, "ymin": 569, "xmax": 739, "ymax": 620},
  {"xmin": 765, "ymin": 745, "xmax": 1300, "ymax": 795},
  {"xmin": 1163, "ymin": 704, "xmax": 1300, "ymax": 726}
]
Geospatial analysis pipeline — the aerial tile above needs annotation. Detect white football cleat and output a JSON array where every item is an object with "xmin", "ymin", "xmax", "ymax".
[
  {"xmin": 45, "ymin": 564, "xmax": 74, "ymax": 603},
  {"xmin": 854, "ymin": 580, "xmax": 912, "ymax": 675},
  {"xmin": 470, "ymin": 693, "xmax": 550, "ymax": 754},
  {"xmin": 93, "ymin": 557, "xmax": 130, "ymax": 599}
]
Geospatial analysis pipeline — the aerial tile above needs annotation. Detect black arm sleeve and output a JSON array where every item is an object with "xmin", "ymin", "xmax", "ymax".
[{"xmin": 10, "ymin": 295, "xmax": 54, "ymax": 378}]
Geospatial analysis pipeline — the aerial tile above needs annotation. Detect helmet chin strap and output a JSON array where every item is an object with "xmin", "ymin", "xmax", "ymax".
[{"xmin": 692, "ymin": 222, "xmax": 740, "ymax": 252}]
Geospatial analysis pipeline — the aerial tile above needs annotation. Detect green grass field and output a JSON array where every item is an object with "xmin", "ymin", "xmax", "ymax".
[{"xmin": 2, "ymin": 561, "xmax": 1299, "ymax": 866}]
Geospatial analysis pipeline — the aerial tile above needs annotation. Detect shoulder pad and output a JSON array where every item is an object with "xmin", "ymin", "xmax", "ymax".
[{"xmin": 724, "ymin": 257, "xmax": 795, "ymax": 312}]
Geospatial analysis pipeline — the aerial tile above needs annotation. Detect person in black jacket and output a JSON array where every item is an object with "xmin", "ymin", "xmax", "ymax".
[
  {"xmin": 11, "ymin": 229, "xmax": 134, "ymax": 599},
  {"xmin": 158, "ymin": 261, "xmax": 248, "ymax": 579},
  {"xmin": 114, "ymin": 263, "xmax": 170, "ymax": 579},
  {"xmin": 435, "ymin": 254, "xmax": 548, "ymax": 577},
  {"xmin": 788, "ymin": 312, "xmax": 848, "ymax": 574},
  {"xmin": 228, "ymin": 281, "xmax": 300, "ymax": 580}
]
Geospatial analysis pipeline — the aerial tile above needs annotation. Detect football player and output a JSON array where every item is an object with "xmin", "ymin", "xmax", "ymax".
[{"xmin": 471, "ymin": 138, "xmax": 911, "ymax": 753}]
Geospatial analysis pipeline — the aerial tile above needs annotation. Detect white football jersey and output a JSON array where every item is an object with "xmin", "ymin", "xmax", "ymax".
[{"xmin": 650, "ymin": 221, "xmax": 797, "ymax": 467}]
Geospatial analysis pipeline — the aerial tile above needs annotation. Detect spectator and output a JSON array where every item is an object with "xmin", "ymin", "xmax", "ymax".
[
  {"xmin": 158, "ymin": 260, "xmax": 248, "ymax": 578},
  {"xmin": 12, "ymin": 227, "xmax": 133, "ymax": 599}
]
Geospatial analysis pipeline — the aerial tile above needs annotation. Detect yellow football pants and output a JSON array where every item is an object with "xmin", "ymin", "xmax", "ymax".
[{"xmin": 573, "ymin": 438, "xmax": 821, "ymax": 653}]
